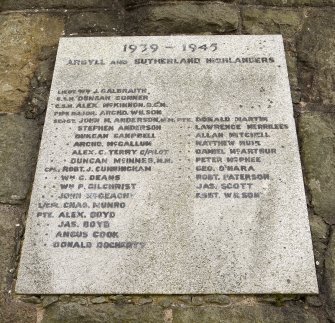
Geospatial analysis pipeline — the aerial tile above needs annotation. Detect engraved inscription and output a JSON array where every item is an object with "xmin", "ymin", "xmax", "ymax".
[{"xmin": 16, "ymin": 35, "xmax": 318, "ymax": 295}]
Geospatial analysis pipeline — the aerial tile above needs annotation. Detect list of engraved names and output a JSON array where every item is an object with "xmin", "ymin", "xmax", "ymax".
[{"xmin": 48, "ymin": 87, "xmax": 288, "ymax": 250}]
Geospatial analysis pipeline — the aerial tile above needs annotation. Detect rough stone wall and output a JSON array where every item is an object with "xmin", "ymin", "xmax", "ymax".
[{"xmin": 0, "ymin": 0, "xmax": 334, "ymax": 322}]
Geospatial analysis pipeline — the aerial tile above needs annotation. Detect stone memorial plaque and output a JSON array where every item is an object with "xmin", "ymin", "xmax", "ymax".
[{"xmin": 16, "ymin": 35, "xmax": 318, "ymax": 294}]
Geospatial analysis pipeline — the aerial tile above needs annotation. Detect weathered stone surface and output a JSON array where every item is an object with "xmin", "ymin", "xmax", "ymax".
[
  {"xmin": 41, "ymin": 303, "xmax": 166, "ymax": 323},
  {"xmin": 91, "ymin": 296, "xmax": 108, "ymax": 304},
  {"xmin": 138, "ymin": 297, "xmax": 153, "ymax": 305},
  {"xmin": 325, "ymin": 229, "xmax": 335, "ymax": 321},
  {"xmin": 0, "ymin": 205, "xmax": 36, "ymax": 323},
  {"xmin": 1, "ymin": 0, "xmax": 120, "ymax": 10},
  {"xmin": 285, "ymin": 50, "xmax": 300, "ymax": 103},
  {"xmin": 204, "ymin": 295, "xmax": 230, "ymax": 305},
  {"xmin": 173, "ymin": 304, "xmax": 320, "ymax": 323},
  {"xmin": 0, "ymin": 14, "xmax": 64, "ymax": 113},
  {"xmin": 297, "ymin": 10, "xmax": 335, "ymax": 105},
  {"xmin": 0, "ymin": 204, "xmax": 25, "ymax": 292},
  {"xmin": 58, "ymin": 295, "xmax": 71, "ymax": 302},
  {"xmin": 65, "ymin": 11, "xmax": 125, "ymax": 36},
  {"xmin": 178, "ymin": 296, "xmax": 192, "ymax": 305},
  {"xmin": 126, "ymin": 3, "xmax": 239, "ymax": 35},
  {"xmin": 0, "ymin": 114, "xmax": 41, "ymax": 204},
  {"xmin": 242, "ymin": 8, "xmax": 303, "ymax": 38},
  {"xmin": 309, "ymin": 215, "xmax": 328, "ymax": 279},
  {"xmin": 71, "ymin": 297, "xmax": 88, "ymax": 306},
  {"xmin": 109, "ymin": 295, "xmax": 133, "ymax": 305},
  {"xmin": 42, "ymin": 296, "xmax": 59, "ymax": 308},
  {"xmin": 34, "ymin": 47, "xmax": 57, "ymax": 85},
  {"xmin": 26, "ymin": 46, "xmax": 57, "ymax": 119},
  {"xmin": 240, "ymin": 0, "xmax": 335, "ymax": 6},
  {"xmin": 158, "ymin": 298, "xmax": 173, "ymax": 308},
  {"xmin": 0, "ymin": 298, "xmax": 36, "ymax": 323},
  {"xmin": 125, "ymin": 0, "xmax": 235, "ymax": 8},
  {"xmin": 306, "ymin": 295, "xmax": 323, "ymax": 307},
  {"xmin": 298, "ymin": 113, "xmax": 335, "ymax": 224},
  {"xmin": 20, "ymin": 296, "xmax": 42, "ymax": 304},
  {"xmin": 191, "ymin": 296, "xmax": 204, "ymax": 306}
]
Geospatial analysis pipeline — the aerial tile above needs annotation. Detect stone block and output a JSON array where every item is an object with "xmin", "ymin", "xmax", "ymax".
[
  {"xmin": 286, "ymin": 53, "xmax": 300, "ymax": 103},
  {"xmin": 325, "ymin": 229, "xmax": 335, "ymax": 321},
  {"xmin": 90, "ymin": 296, "xmax": 108, "ymax": 304},
  {"xmin": 309, "ymin": 215, "xmax": 329, "ymax": 284},
  {"xmin": 0, "ymin": 114, "xmax": 41, "ymax": 204},
  {"xmin": 65, "ymin": 11, "xmax": 124, "ymax": 36},
  {"xmin": 41, "ymin": 303, "xmax": 166, "ymax": 323},
  {"xmin": 0, "ymin": 203, "xmax": 36, "ymax": 323},
  {"xmin": 240, "ymin": 0, "xmax": 335, "ymax": 6},
  {"xmin": 0, "ymin": 298, "xmax": 36, "ymax": 323},
  {"xmin": 1, "ymin": 0, "xmax": 120, "ymax": 10},
  {"xmin": 297, "ymin": 10, "xmax": 335, "ymax": 105},
  {"xmin": 172, "ymin": 304, "xmax": 320, "ymax": 322},
  {"xmin": 242, "ymin": 8, "xmax": 303, "ymax": 38},
  {"xmin": 298, "ymin": 113, "xmax": 335, "ymax": 224},
  {"xmin": 0, "ymin": 14, "xmax": 64, "ymax": 113},
  {"xmin": 306, "ymin": 295, "xmax": 323, "ymax": 307},
  {"xmin": 126, "ymin": 3, "xmax": 239, "ymax": 35},
  {"xmin": 0, "ymin": 204, "xmax": 25, "ymax": 292},
  {"xmin": 125, "ymin": 0, "xmax": 235, "ymax": 8},
  {"xmin": 42, "ymin": 296, "xmax": 59, "ymax": 308},
  {"xmin": 26, "ymin": 46, "xmax": 58, "ymax": 119},
  {"xmin": 191, "ymin": 296, "xmax": 204, "ymax": 306},
  {"xmin": 138, "ymin": 297, "xmax": 153, "ymax": 305},
  {"xmin": 204, "ymin": 295, "xmax": 230, "ymax": 305}
]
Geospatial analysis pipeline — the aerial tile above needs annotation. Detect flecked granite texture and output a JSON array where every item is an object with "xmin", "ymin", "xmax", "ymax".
[{"xmin": 16, "ymin": 35, "xmax": 317, "ymax": 295}]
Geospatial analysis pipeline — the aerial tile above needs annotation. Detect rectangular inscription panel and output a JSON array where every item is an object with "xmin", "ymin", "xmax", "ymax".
[{"xmin": 16, "ymin": 35, "xmax": 318, "ymax": 294}]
